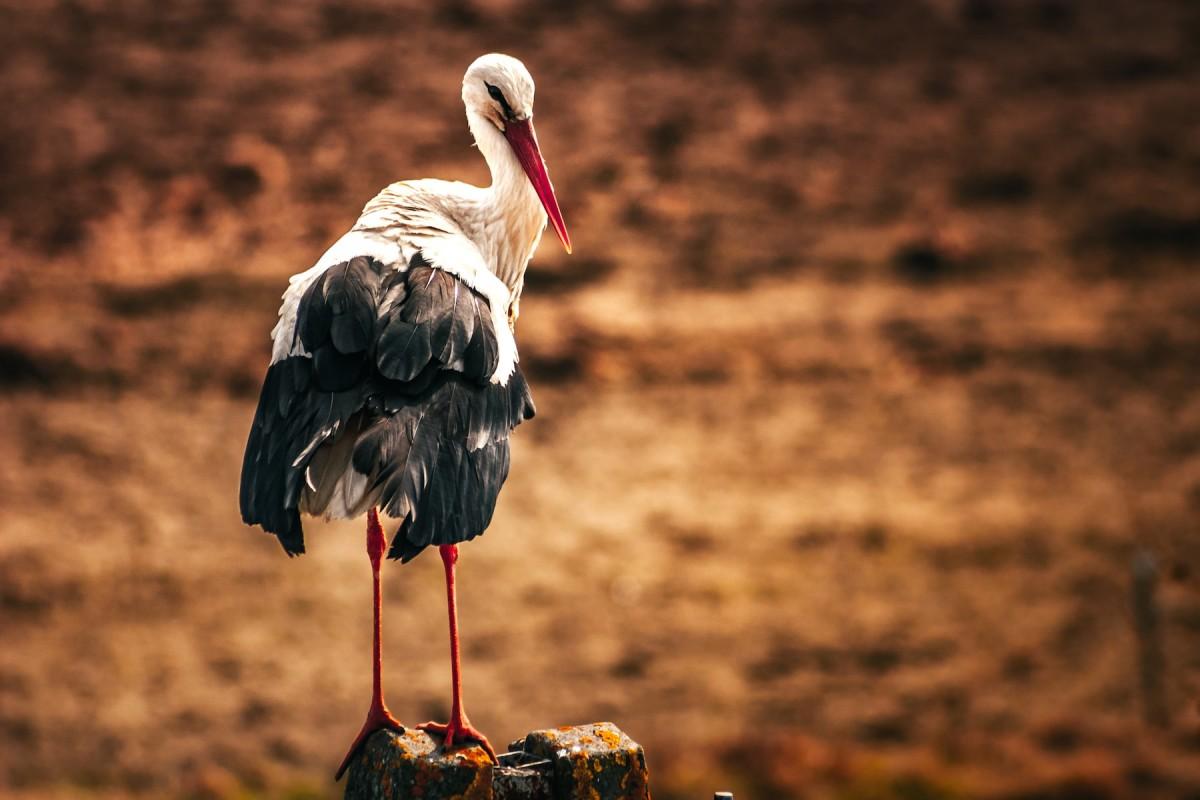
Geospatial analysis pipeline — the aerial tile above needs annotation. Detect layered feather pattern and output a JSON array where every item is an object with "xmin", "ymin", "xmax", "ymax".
[{"xmin": 239, "ymin": 255, "xmax": 535, "ymax": 559}]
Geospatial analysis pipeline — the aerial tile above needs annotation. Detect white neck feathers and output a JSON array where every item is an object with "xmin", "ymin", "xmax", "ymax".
[{"xmin": 466, "ymin": 110, "xmax": 546, "ymax": 293}]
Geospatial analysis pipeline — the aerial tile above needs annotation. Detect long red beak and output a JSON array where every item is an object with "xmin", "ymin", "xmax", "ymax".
[{"xmin": 503, "ymin": 118, "xmax": 572, "ymax": 254}]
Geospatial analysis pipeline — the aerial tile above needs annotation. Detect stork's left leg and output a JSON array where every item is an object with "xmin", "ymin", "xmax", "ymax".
[{"xmin": 418, "ymin": 544, "xmax": 497, "ymax": 762}]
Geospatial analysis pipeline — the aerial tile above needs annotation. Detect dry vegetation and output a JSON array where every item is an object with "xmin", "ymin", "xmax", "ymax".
[{"xmin": 2, "ymin": 1, "xmax": 1200, "ymax": 798}]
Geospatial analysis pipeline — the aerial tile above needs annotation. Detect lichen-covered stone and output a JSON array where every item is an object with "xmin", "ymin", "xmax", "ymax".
[
  {"xmin": 344, "ymin": 723, "xmax": 648, "ymax": 800},
  {"xmin": 344, "ymin": 729, "xmax": 494, "ymax": 800},
  {"xmin": 512, "ymin": 722, "xmax": 651, "ymax": 800}
]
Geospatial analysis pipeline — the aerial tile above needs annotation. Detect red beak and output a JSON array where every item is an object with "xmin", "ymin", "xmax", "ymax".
[{"xmin": 503, "ymin": 118, "xmax": 572, "ymax": 254}]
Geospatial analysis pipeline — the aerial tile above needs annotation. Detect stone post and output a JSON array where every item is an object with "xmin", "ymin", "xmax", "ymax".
[{"xmin": 343, "ymin": 722, "xmax": 651, "ymax": 800}]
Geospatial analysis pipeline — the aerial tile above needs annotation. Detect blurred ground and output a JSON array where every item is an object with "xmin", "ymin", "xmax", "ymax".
[{"xmin": 2, "ymin": 1, "xmax": 1200, "ymax": 798}]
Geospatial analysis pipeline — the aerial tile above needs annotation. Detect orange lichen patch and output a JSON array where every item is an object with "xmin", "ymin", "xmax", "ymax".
[
  {"xmin": 449, "ymin": 745, "xmax": 495, "ymax": 800},
  {"xmin": 596, "ymin": 727, "xmax": 623, "ymax": 749},
  {"xmin": 450, "ymin": 744, "xmax": 496, "ymax": 768}
]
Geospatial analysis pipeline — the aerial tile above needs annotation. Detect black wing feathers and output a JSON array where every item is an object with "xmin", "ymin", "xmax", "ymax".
[
  {"xmin": 239, "ymin": 257, "xmax": 534, "ymax": 560},
  {"xmin": 297, "ymin": 256, "xmax": 380, "ymax": 392}
]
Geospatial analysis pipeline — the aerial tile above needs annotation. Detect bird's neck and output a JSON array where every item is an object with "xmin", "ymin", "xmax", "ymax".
[{"xmin": 468, "ymin": 110, "xmax": 546, "ymax": 298}]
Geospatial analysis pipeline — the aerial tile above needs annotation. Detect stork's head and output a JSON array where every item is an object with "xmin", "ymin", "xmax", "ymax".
[{"xmin": 463, "ymin": 53, "xmax": 571, "ymax": 254}]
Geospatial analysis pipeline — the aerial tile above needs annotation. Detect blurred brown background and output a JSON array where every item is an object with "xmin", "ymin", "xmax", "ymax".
[{"xmin": 2, "ymin": 1, "xmax": 1199, "ymax": 798}]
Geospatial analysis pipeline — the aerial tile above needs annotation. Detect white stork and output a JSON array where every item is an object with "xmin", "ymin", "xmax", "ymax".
[{"xmin": 238, "ymin": 53, "xmax": 570, "ymax": 779}]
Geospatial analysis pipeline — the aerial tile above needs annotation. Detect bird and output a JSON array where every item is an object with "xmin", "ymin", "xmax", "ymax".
[{"xmin": 237, "ymin": 53, "xmax": 570, "ymax": 780}]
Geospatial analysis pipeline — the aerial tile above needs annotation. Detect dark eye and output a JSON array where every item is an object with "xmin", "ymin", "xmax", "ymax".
[{"xmin": 485, "ymin": 82, "xmax": 515, "ymax": 119}]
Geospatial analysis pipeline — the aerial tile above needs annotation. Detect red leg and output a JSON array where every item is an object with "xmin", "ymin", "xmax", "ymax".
[
  {"xmin": 335, "ymin": 508, "xmax": 405, "ymax": 781},
  {"xmin": 418, "ymin": 544, "xmax": 497, "ymax": 762}
]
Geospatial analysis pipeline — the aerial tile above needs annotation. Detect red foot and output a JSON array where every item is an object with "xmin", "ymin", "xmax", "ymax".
[
  {"xmin": 418, "ymin": 716, "xmax": 497, "ymax": 763},
  {"xmin": 335, "ymin": 703, "xmax": 405, "ymax": 781}
]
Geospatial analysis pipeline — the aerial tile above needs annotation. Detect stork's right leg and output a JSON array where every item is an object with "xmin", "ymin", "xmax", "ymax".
[
  {"xmin": 417, "ymin": 544, "xmax": 497, "ymax": 762},
  {"xmin": 335, "ymin": 508, "xmax": 404, "ymax": 781}
]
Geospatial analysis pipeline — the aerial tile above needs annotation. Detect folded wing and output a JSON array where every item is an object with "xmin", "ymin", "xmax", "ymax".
[{"xmin": 239, "ymin": 255, "xmax": 535, "ymax": 559}]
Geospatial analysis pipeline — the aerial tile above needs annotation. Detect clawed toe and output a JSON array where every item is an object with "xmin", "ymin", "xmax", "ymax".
[
  {"xmin": 335, "ymin": 708, "xmax": 405, "ymax": 781},
  {"xmin": 418, "ymin": 719, "xmax": 497, "ymax": 763}
]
